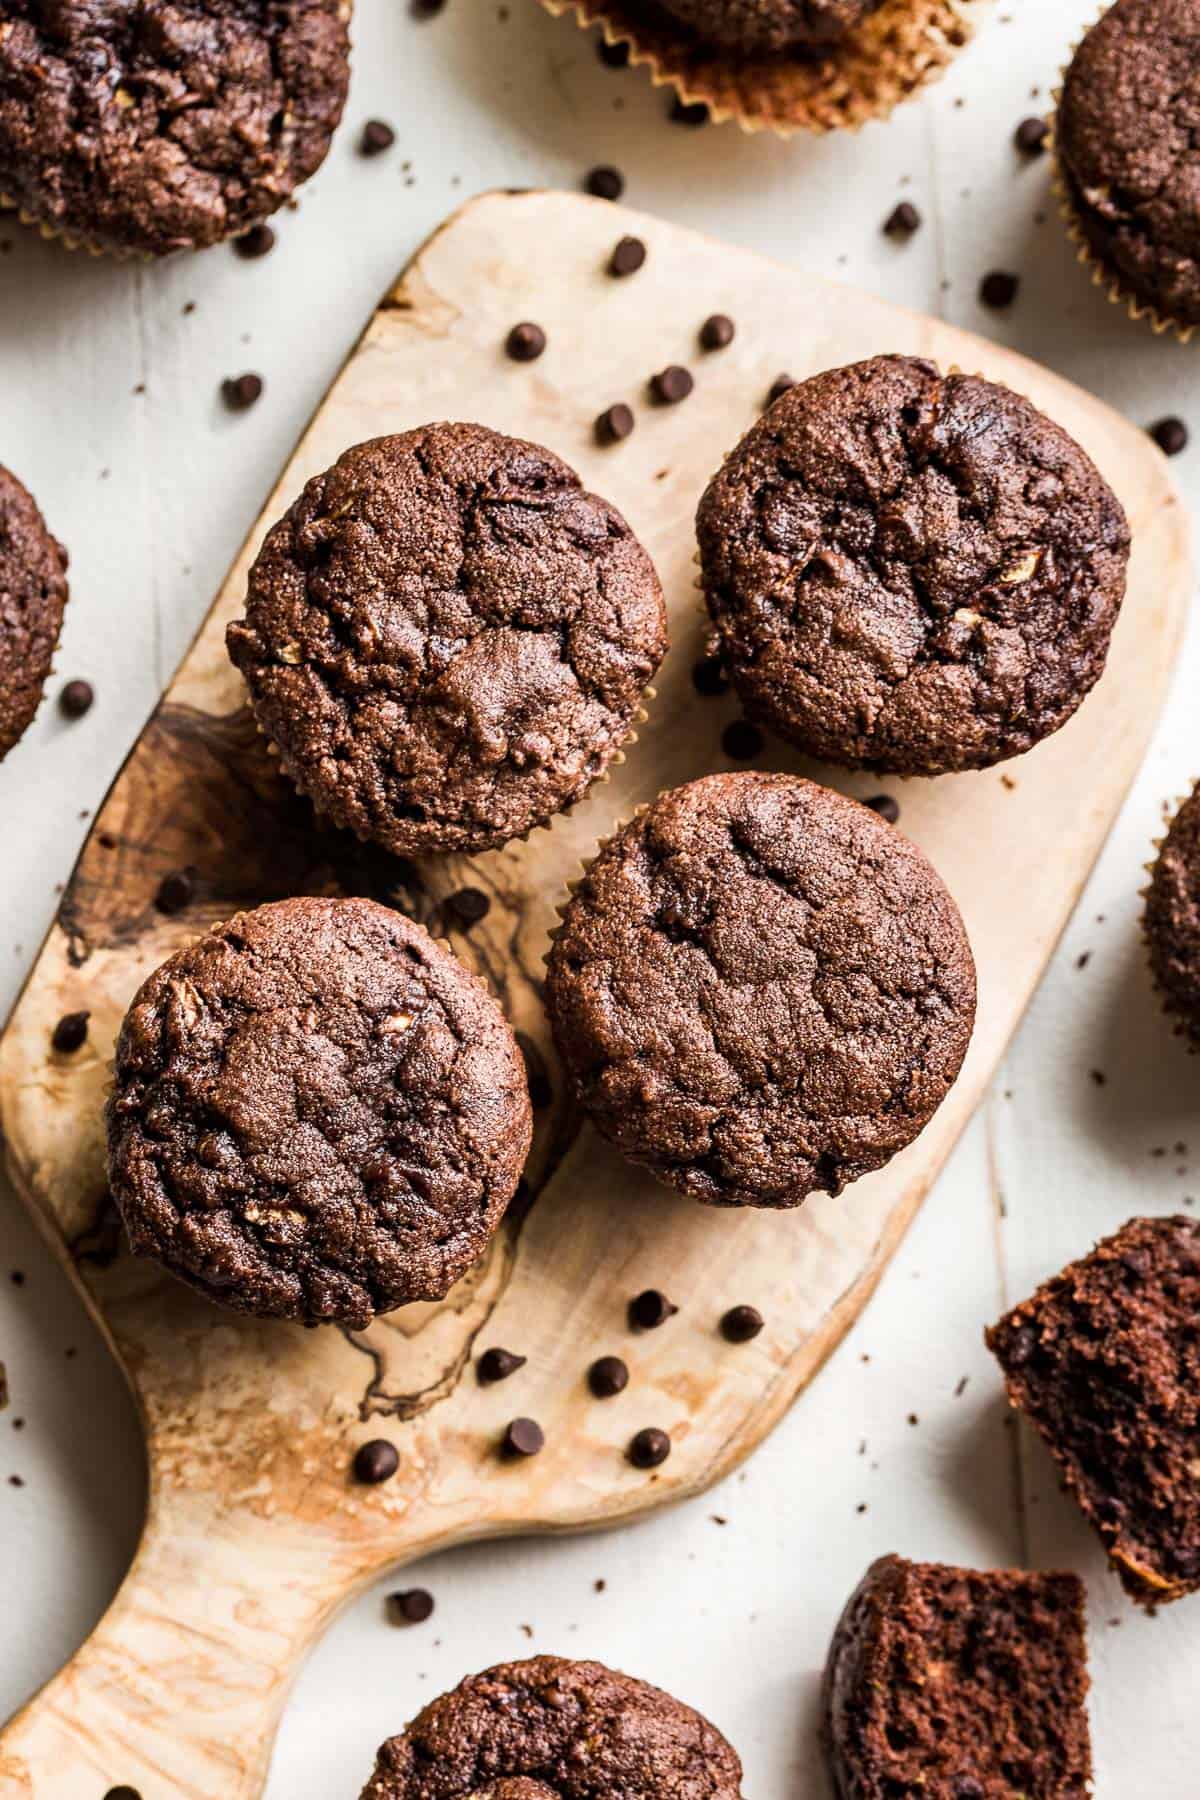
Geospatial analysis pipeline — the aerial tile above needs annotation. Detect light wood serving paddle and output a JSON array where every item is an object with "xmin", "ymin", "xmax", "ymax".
[{"xmin": 0, "ymin": 191, "xmax": 1190, "ymax": 1800}]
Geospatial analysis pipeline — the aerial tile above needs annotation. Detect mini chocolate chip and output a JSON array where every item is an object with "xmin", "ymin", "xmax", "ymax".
[
  {"xmin": 765, "ymin": 372, "xmax": 796, "ymax": 408},
  {"xmin": 353, "ymin": 1439, "xmax": 399, "ymax": 1484},
  {"xmin": 610, "ymin": 235, "xmax": 647, "ymax": 277},
  {"xmin": 629, "ymin": 1288, "xmax": 677, "ymax": 1330},
  {"xmin": 59, "ymin": 679, "xmax": 94, "ymax": 719},
  {"xmin": 51, "ymin": 1011, "xmax": 89, "ymax": 1055},
  {"xmin": 597, "ymin": 36, "xmax": 630, "ymax": 66},
  {"xmin": 669, "ymin": 97, "xmax": 708, "ymax": 126},
  {"xmin": 504, "ymin": 1417, "xmax": 545, "ymax": 1458},
  {"xmin": 446, "ymin": 886, "xmax": 490, "ymax": 925},
  {"xmin": 691, "ymin": 655, "xmax": 729, "ymax": 697},
  {"xmin": 478, "ymin": 1347, "xmax": 527, "ymax": 1384},
  {"xmin": 389, "ymin": 1586, "xmax": 434, "ymax": 1622},
  {"xmin": 221, "ymin": 372, "xmax": 263, "ymax": 410},
  {"xmin": 721, "ymin": 1304, "xmax": 764, "ymax": 1343},
  {"xmin": 1094, "ymin": 1493, "xmax": 1125, "ymax": 1524},
  {"xmin": 649, "ymin": 364, "xmax": 693, "ymax": 404},
  {"xmin": 628, "ymin": 1427, "xmax": 671, "ymax": 1469},
  {"xmin": 699, "ymin": 313, "xmax": 735, "ymax": 351},
  {"xmin": 589, "ymin": 1355, "xmax": 630, "ymax": 1398},
  {"xmin": 360, "ymin": 119, "xmax": 396, "ymax": 156},
  {"xmin": 104, "ymin": 1789, "xmax": 143, "ymax": 1800},
  {"xmin": 234, "ymin": 223, "xmax": 276, "ymax": 258},
  {"xmin": 1150, "ymin": 416, "xmax": 1189, "ymax": 456},
  {"xmin": 953, "ymin": 1781, "xmax": 984, "ymax": 1800},
  {"xmin": 1005, "ymin": 1323, "xmax": 1037, "ymax": 1367},
  {"xmin": 1014, "ymin": 117, "xmax": 1048, "ymax": 156},
  {"xmin": 883, "ymin": 201, "xmax": 921, "ymax": 238},
  {"xmin": 155, "ymin": 868, "xmax": 194, "ymax": 915},
  {"xmin": 979, "ymin": 270, "xmax": 1019, "ymax": 308},
  {"xmin": 596, "ymin": 402, "xmax": 635, "ymax": 445},
  {"xmin": 864, "ymin": 793, "xmax": 900, "ymax": 824},
  {"xmin": 586, "ymin": 165, "xmax": 624, "ymax": 201},
  {"xmin": 506, "ymin": 321, "xmax": 546, "ymax": 362},
  {"xmin": 722, "ymin": 720, "xmax": 763, "ymax": 761}
]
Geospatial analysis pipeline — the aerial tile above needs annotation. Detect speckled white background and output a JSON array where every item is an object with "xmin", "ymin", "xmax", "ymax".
[{"xmin": 1, "ymin": 1, "xmax": 1198, "ymax": 1792}]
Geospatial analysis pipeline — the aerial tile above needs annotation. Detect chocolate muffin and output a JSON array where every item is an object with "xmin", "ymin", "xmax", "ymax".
[
  {"xmin": 358, "ymin": 1655, "xmax": 744, "ymax": 1799},
  {"xmin": 823, "ymin": 1555, "xmax": 1092, "ymax": 1799},
  {"xmin": 545, "ymin": 772, "xmax": 975, "ymax": 1208},
  {"xmin": 1145, "ymin": 782, "xmax": 1200, "ymax": 1046},
  {"xmin": 697, "ymin": 355, "xmax": 1130, "ymax": 777},
  {"xmin": 652, "ymin": 0, "xmax": 882, "ymax": 56},
  {"xmin": 0, "ymin": 463, "xmax": 68, "ymax": 762},
  {"xmin": 1057, "ymin": 0, "xmax": 1200, "ymax": 330},
  {"xmin": 987, "ymin": 1215, "xmax": 1200, "ymax": 1608},
  {"xmin": 0, "ymin": 1, "xmax": 350, "ymax": 257},
  {"xmin": 227, "ymin": 424, "xmax": 667, "ymax": 857},
  {"xmin": 106, "ymin": 896, "xmax": 532, "ymax": 1326}
]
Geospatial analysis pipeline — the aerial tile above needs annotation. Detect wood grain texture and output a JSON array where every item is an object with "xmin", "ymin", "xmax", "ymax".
[{"xmin": 0, "ymin": 190, "xmax": 1189, "ymax": 1799}]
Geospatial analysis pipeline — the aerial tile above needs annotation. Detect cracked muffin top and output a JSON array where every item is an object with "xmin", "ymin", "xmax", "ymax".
[
  {"xmin": 1145, "ymin": 781, "xmax": 1200, "ymax": 1046},
  {"xmin": 1058, "ymin": 0, "xmax": 1200, "ymax": 328},
  {"xmin": 106, "ymin": 896, "xmax": 532, "ymax": 1327},
  {"xmin": 696, "ymin": 355, "xmax": 1130, "ymax": 777},
  {"xmin": 653, "ymin": 0, "xmax": 882, "ymax": 55},
  {"xmin": 0, "ymin": 463, "xmax": 68, "ymax": 762},
  {"xmin": 0, "ymin": 0, "xmax": 351, "ymax": 257},
  {"xmin": 227, "ymin": 424, "xmax": 667, "ymax": 857},
  {"xmin": 545, "ymin": 772, "xmax": 975, "ymax": 1209},
  {"xmin": 358, "ymin": 1656, "xmax": 744, "ymax": 1800}
]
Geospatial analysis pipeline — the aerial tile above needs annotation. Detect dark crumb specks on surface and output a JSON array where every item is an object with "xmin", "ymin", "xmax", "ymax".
[
  {"xmin": 547, "ymin": 773, "xmax": 975, "ymax": 1208},
  {"xmin": 106, "ymin": 896, "xmax": 532, "ymax": 1327},
  {"xmin": 698, "ymin": 355, "xmax": 1129, "ymax": 778},
  {"xmin": 358, "ymin": 1655, "xmax": 744, "ymax": 1799},
  {"xmin": 987, "ymin": 1214, "xmax": 1200, "ymax": 1606},
  {"xmin": 226, "ymin": 424, "xmax": 667, "ymax": 857}
]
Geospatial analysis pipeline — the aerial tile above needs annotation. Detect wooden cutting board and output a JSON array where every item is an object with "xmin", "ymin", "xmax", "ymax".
[{"xmin": 0, "ymin": 190, "xmax": 1189, "ymax": 1800}]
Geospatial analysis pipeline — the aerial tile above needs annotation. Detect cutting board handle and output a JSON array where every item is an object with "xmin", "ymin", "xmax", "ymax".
[{"xmin": 0, "ymin": 1487, "xmax": 353, "ymax": 1800}]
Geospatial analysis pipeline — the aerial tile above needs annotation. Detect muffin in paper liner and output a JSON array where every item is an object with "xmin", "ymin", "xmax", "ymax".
[
  {"xmin": 1050, "ymin": 2, "xmax": 1200, "ymax": 344},
  {"xmin": 1142, "ymin": 781, "xmax": 1200, "ymax": 1051},
  {"xmin": 539, "ymin": 0, "xmax": 979, "ymax": 135}
]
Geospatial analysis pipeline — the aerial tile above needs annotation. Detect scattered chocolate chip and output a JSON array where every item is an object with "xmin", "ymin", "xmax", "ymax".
[
  {"xmin": 1006, "ymin": 1324, "xmax": 1037, "ymax": 1368},
  {"xmin": 597, "ymin": 36, "xmax": 630, "ymax": 66},
  {"xmin": 629, "ymin": 1288, "xmax": 677, "ymax": 1330},
  {"xmin": 412, "ymin": 0, "xmax": 446, "ymax": 14},
  {"xmin": 388, "ymin": 1586, "xmax": 434, "ymax": 1623},
  {"xmin": 610, "ymin": 235, "xmax": 647, "ymax": 277},
  {"xmin": 979, "ymin": 270, "xmax": 1019, "ymax": 308},
  {"xmin": 155, "ymin": 868, "xmax": 194, "ymax": 915},
  {"xmin": 354, "ymin": 1439, "xmax": 400, "ymax": 1484},
  {"xmin": 649, "ymin": 364, "xmax": 693, "ymax": 404},
  {"xmin": 221, "ymin": 372, "xmax": 263, "ymax": 410},
  {"xmin": 722, "ymin": 720, "xmax": 763, "ymax": 761},
  {"xmin": 9, "ymin": 1271, "xmax": 24, "ymax": 1286},
  {"xmin": 103, "ymin": 1789, "xmax": 142, "ymax": 1800},
  {"xmin": 864, "ymin": 793, "xmax": 900, "ymax": 824},
  {"xmin": 953, "ymin": 1781, "xmax": 984, "ymax": 1800},
  {"xmin": 720, "ymin": 1304, "xmax": 764, "ymax": 1343},
  {"xmin": 628, "ymin": 1426, "xmax": 671, "ymax": 1469},
  {"xmin": 8, "ymin": 1473, "xmax": 23, "ymax": 1487},
  {"xmin": 586, "ymin": 165, "xmax": 624, "ymax": 201},
  {"xmin": 1014, "ymin": 116, "xmax": 1048, "ymax": 156},
  {"xmin": 51, "ymin": 1011, "xmax": 90, "ymax": 1055},
  {"xmin": 691, "ymin": 655, "xmax": 729, "ymax": 697},
  {"xmin": 478, "ymin": 1347, "xmax": 527, "ymax": 1384},
  {"xmin": 595, "ymin": 402, "xmax": 635, "ymax": 445},
  {"xmin": 883, "ymin": 201, "xmax": 921, "ymax": 238},
  {"xmin": 446, "ymin": 886, "xmax": 490, "ymax": 925},
  {"xmin": 669, "ymin": 97, "xmax": 708, "ymax": 127},
  {"xmin": 699, "ymin": 313, "xmax": 735, "ymax": 351},
  {"xmin": 506, "ymin": 321, "xmax": 546, "ymax": 362},
  {"xmin": 59, "ymin": 679, "xmax": 94, "ymax": 719},
  {"xmin": 1150, "ymin": 416, "xmax": 1189, "ymax": 456},
  {"xmin": 504, "ymin": 1416, "xmax": 545, "ymax": 1458},
  {"xmin": 588, "ymin": 1355, "xmax": 630, "ymax": 1398},
  {"xmin": 765, "ymin": 372, "xmax": 796, "ymax": 408},
  {"xmin": 360, "ymin": 119, "xmax": 396, "ymax": 156},
  {"xmin": 234, "ymin": 223, "xmax": 276, "ymax": 258}
]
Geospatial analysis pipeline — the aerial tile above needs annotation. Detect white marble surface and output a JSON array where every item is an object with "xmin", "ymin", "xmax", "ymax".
[{"xmin": 1, "ymin": 0, "xmax": 1198, "ymax": 1792}]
